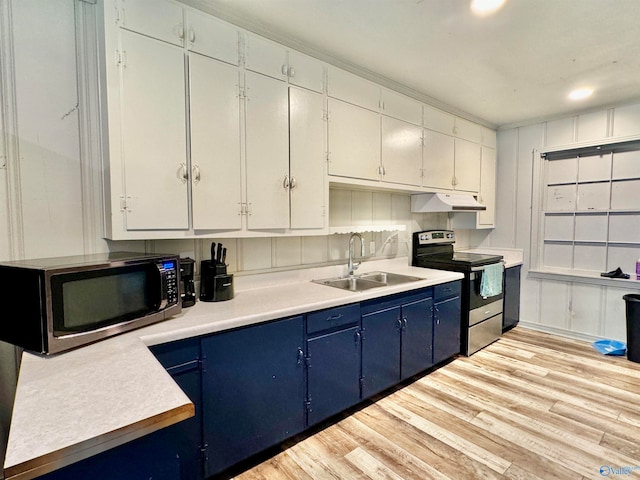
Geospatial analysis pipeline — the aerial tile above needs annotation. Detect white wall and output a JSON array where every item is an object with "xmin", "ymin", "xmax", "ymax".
[{"xmin": 485, "ymin": 104, "xmax": 640, "ymax": 343}]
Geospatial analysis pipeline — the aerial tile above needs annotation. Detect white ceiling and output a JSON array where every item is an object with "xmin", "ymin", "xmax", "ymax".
[{"xmin": 185, "ymin": 0, "xmax": 640, "ymax": 128}]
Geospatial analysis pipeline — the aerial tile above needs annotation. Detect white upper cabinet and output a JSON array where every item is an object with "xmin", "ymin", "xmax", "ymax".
[
  {"xmin": 244, "ymin": 34, "xmax": 325, "ymax": 93},
  {"xmin": 422, "ymin": 129, "xmax": 455, "ymax": 190},
  {"xmin": 477, "ymin": 146, "xmax": 496, "ymax": 227},
  {"xmin": 454, "ymin": 138, "xmax": 481, "ymax": 192},
  {"xmin": 289, "ymin": 87, "xmax": 326, "ymax": 229},
  {"xmin": 117, "ymin": 0, "xmax": 184, "ymax": 46},
  {"xmin": 287, "ymin": 50, "xmax": 324, "ymax": 93},
  {"xmin": 423, "ymin": 105, "xmax": 455, "ymax": 135},
  {"xmin": 328, "ymin": 98, "xmax": 380, "ymax": 181},
  {"xmin": 244, "ymin": 33, "xmax": 289, "ymax": 81},
  {"xmin": 118, "ymin": 29, "xmax": 188, "ymax": 230},
  {"xmin": 327, "ymin": 67, "xmax": 380, "ymax": 112},
  {"xmin": 481, "ymin": 126, "xmax": 497, "ymax": 148},
  {"xmin": 454, "ymin": 117, "xmax": 483, "ymax": 143},
  {"xmin": 244, "ymin": 72, "xmax": 290, "ymax": 230},
  {"xmin": 185, "ymin": 9, "xmax": 239, "ymax": 65},
  {"xmin": 381, "ymin": 88, "xmax": 422, "ymax": 126},
  {"xmin": 189, "ymin": 53, "xmax": 242, "ymax": 231},
  {"xmin": 381, "ymin": 116, "xmax": 422, "ymax": 186}
]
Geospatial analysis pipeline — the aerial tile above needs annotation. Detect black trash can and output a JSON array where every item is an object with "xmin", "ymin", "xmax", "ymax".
[{"xmin": 623, "ymin": 294, "xmax": 640, "ymax": 363}]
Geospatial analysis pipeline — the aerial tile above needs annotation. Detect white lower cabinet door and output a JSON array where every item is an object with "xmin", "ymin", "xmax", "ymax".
[
  {"xmin": 381, "ymin": 116, "xmax": 422, "ymax": 186},
  {"xmin": 289, "ymin": 87, "xmax": 325, "ymax": 229},
  {"xmin": 454, "ymin": 138, "xmax": 481, "ymax": 193},
  {"xmin": 245, "ymin": 72, "xmax": 290, "ymax": 229},
  {"xmin": 189, "ymin": 53, "xmax": 242, "ymax": 230},
  {"xmin": 120, "ymin": 29, "xmax": 188, "ymax": 230},
  {"xmin": 328, "ymin": 98, "xmax": 380, "ymax": 181}
]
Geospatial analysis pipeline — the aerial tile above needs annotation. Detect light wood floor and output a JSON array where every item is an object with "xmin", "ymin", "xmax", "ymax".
[{"xmin": 233, "ymin": 327, "xmax": 640, "ymax": 480}]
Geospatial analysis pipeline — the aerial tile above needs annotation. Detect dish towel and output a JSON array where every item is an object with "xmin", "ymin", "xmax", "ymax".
[{"xmin": 480, "ymin": 263, "xmax": 503, "ymax": 298}]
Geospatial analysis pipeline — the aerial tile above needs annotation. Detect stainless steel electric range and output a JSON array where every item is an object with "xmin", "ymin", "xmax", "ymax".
[{"xmin": 412, "ymin": 230, "xmax": 504, "ymax": 356}]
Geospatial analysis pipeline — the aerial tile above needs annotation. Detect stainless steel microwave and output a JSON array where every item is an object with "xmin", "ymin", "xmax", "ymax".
[{"xmin": 0, "ymin": 252, "xmax": 181, "ymax": 354}]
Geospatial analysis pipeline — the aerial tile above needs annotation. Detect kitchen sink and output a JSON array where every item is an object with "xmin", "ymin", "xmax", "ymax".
[{"xmin": 312, "ymin": 271, "xmax": 424, "ymax": 292}]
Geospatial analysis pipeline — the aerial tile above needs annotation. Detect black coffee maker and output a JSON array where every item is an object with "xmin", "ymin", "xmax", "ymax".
[{"xmin": 179, "ymin": 257, "xmax": 196, "ymax": 308}]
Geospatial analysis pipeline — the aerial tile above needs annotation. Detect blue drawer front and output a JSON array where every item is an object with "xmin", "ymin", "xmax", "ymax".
[
  {"xmin": 434, "ymin": 281, "xmax": 461, "ymax": 300},
  {"xmin": 307, "ymin": 303, "xmax": 360, "ymax": 334}
]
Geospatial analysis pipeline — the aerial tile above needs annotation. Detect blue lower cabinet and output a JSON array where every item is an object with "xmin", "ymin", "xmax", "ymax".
[
  {"xmin": 361, "ymin": 306, "xmax": 401, "ymax": 398},
  {"xmin": 433, "ymin": 282, "xmax": 462, "ymax": 364},
  {"xmin": 201, "ymin": 316, "xmax": 305, "ymax": 476},
  {"xmin": 306, "ymin": 325, "xmax": 361, "ymax": 426},
  {"xmin": 400, "ymin": 296, "xmax": 434, "ymax": 380},
  {"xmin": 38, "ymin": 431, "xmax": 181, "ymax": 480}
]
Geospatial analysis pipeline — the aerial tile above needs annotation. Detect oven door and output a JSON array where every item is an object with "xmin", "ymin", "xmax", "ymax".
[{"xmin": 469, "ymin": 263, "xmax": 504, "ymax": 311}]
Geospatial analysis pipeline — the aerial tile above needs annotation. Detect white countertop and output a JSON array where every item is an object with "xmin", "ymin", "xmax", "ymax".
[{"xmin": 3, "ymin": 258, "xmax": 462, "ymax": 480}]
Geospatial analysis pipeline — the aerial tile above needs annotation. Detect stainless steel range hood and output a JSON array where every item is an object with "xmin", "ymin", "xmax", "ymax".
[{"xmin": 411, "ymin": 193, "xmax": 486, "ymax": 212}]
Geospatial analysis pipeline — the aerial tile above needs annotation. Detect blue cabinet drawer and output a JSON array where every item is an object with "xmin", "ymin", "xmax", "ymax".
[
  {"xmin": 307, "ymin": 303, "xmax": 360, "ymax": 334},
  {"xmin": 434, "ymin": 281, "xmax": 461, "ymax": 300}
]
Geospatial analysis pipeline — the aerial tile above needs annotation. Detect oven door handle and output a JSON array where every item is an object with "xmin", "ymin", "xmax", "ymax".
[{"xmin": 470, "ymin": 260, "xmax": 505, "ymax": 273}]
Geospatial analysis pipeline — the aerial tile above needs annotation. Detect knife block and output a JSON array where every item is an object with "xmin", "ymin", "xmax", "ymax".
[{"xmin": 199, "ymin": 260, "xmax": 234, "ymax": 302}]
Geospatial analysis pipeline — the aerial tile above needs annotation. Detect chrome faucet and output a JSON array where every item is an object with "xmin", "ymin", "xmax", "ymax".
[{"xmin": 347, "ymin": 232, "xmax": 365, "ymax": 276}]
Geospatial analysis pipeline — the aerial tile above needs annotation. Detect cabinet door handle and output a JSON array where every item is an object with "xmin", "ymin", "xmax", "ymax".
[
  {"xmin": 290, "ymin": 176, "xmax": 297, "ymax": 190},
  {"xmin": 355, "ymin": 331, "xmax": 362, "ymax": 345},
  {"xmin": 297, "ymin": 347, "xmax": 304, "ymax": 366},
  {"xmin": 189, "ymin": 28, "xmax": 195, "ymax": 43},
  {"xmin": 288, "ymin": 65, "xmax": 296, "ymax": 78},
  {"xmin": 327, "ymin": 314, "xmax": 343, "ymax": 321},
  {"xmin": 178, "ymin": 163, "xmax": 188, "ymax": 183},
  {"xmin": 281, "ymin": 64, "xmax": 288, "ymax": 76},
  {"xmin": 402, "ymin": 317, "xmax": 408, "ymax": 330},
  {"xmin": 283, "ymin": 175, "xmax": 290, "ymax": 189},
  {"xmin": 192, "ymin": 164, "xmax": 201, "ymax": 184}
]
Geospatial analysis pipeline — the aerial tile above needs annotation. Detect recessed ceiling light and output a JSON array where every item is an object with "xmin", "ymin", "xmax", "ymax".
[
  {"xmin": 568, "ymin": 88, "xmax": 594, "ymax": 101},
  {"xmin": 470, "ymin": 0, "xmax": 506, "ymax": 16}
]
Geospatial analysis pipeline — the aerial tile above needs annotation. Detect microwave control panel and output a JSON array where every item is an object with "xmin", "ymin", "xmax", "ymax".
[{"xmin": 159, "ymin": 259, "xmax": 180, "ymax": 306}]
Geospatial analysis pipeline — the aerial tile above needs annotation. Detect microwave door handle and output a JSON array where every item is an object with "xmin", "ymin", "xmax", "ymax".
[{"xmin": 154, "ymin": 264, "xmax": 169, "ymax": 310}]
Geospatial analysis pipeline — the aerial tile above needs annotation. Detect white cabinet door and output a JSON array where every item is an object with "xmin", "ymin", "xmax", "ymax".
[
  {"xmin": 289, "ymin": 87, "xmax": 325, "ymax": 229},
  {"xmin": 189, "ymin": 53, "xmax": 242, "ymax": 230},
  {"xmin": 245, "ymin": 72, "xmax": 290, "ymax": 229},
  {"xmin": 423, "ymin": 105, "xmax": 455, "ymax": 135},
  {"xmin": 478, "ymin": 146, "xmax": 496, "ymax": 226},
  {"xmin": 287, "ymin": 50, "xmax": 324, "ymax": 93},
  {"xmin": 454, "ymin": 117, "xmax": 482, "ymax": 143},
  {"xmin": 327, "ymin": 67, "xmax": 380, "ymax": 112},
  {"xmin": 422, "ymin": 129, "xmax": 454, "ymax": 190},
  {"xmin": 328, "ymin": 98, "xmax": 380, "ymax": 181},
  {"xmin": 381, "ymin": 116, "xmax": 422, "ymax": 186},
  {"xmin": 119, "ymin": 0, "xmax": 184, "ymax": 46},
  {"xmin": 245, "ymin": 33, "xmax": 288, "ymax": 81},
  {"xmin": 120, "ymin": 29, "xmax": 188, "ymax": 230},
  {"xmin": 381, "ymin": 89, "xmax": 421, "ymax": 125},
  {"xmin": 186, "ymin": 10, "xmax": 238, "ymax": 65},
  {"xmin": 454, "ymin": 138, "xmax": 481, "ymax": 193}
]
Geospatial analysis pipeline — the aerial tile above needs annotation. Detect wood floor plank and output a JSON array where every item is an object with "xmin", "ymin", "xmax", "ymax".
[{"xmin": 229, "ymin": 327, "xmax": 640, "ymax": 480}]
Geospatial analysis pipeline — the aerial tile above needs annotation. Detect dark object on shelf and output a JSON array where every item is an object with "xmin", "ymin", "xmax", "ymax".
[
  {"xmin": 179, "ymin": 257, "xmax": 196, "ymax": 308},
  {"xmin": 623, "ymin": 294, "xmax": 640, "ymax": 363},
  {"xmin": 601, "ymin": 267, "xmax": 630, "ymax": 279}
]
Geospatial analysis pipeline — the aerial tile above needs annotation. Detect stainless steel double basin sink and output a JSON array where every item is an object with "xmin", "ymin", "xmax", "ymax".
[{"xmin": 312, "ymin": 271, "xmax": 424, "ymax": 292}]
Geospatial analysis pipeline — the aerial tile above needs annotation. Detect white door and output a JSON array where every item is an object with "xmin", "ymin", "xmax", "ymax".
[
  {"xmin": 244, "ymin": 34, "xmax": 288, "ymax": 81},
  {"xmin": 245, "ymin": 72, "xmax": 290, "ymax": 229},
  {"xmin": 289, "ymin": 87, "xmax": 325, "ymax": 229},
  {"xmin": 189, "ymin": 53, "xmax": 242, "ymax": 230},
  {"xmin": 454, "ymin": 138, "xmax": 481, "ymax": 193},
  {"xmin": 422, "ymin": 129, "xmax": 454, "ymax": 190},
  {"xmin": 287, "ymin": 51, "xmax": 324, "ymax": 93},
  {"xmin": 186, "ymin": 10, "xmax": 239, "ymax": 65},
  {"xmin": 327, "ymin": 98, "xmax": 380, "ymax": 181},
  {"xmin": 478, "ymin": 146, "xmax": 496, "ymax": 226},
  {"xmin": 381, "ymin": 116, "xmax": 422, "ymax": 186},
  {"xmin": 119, "ymin": 0, "xmax": 184, "ymax": 46},
  {"xmin": 120, "ymin": 29, "xmax": 188, "ymax": 230}
]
